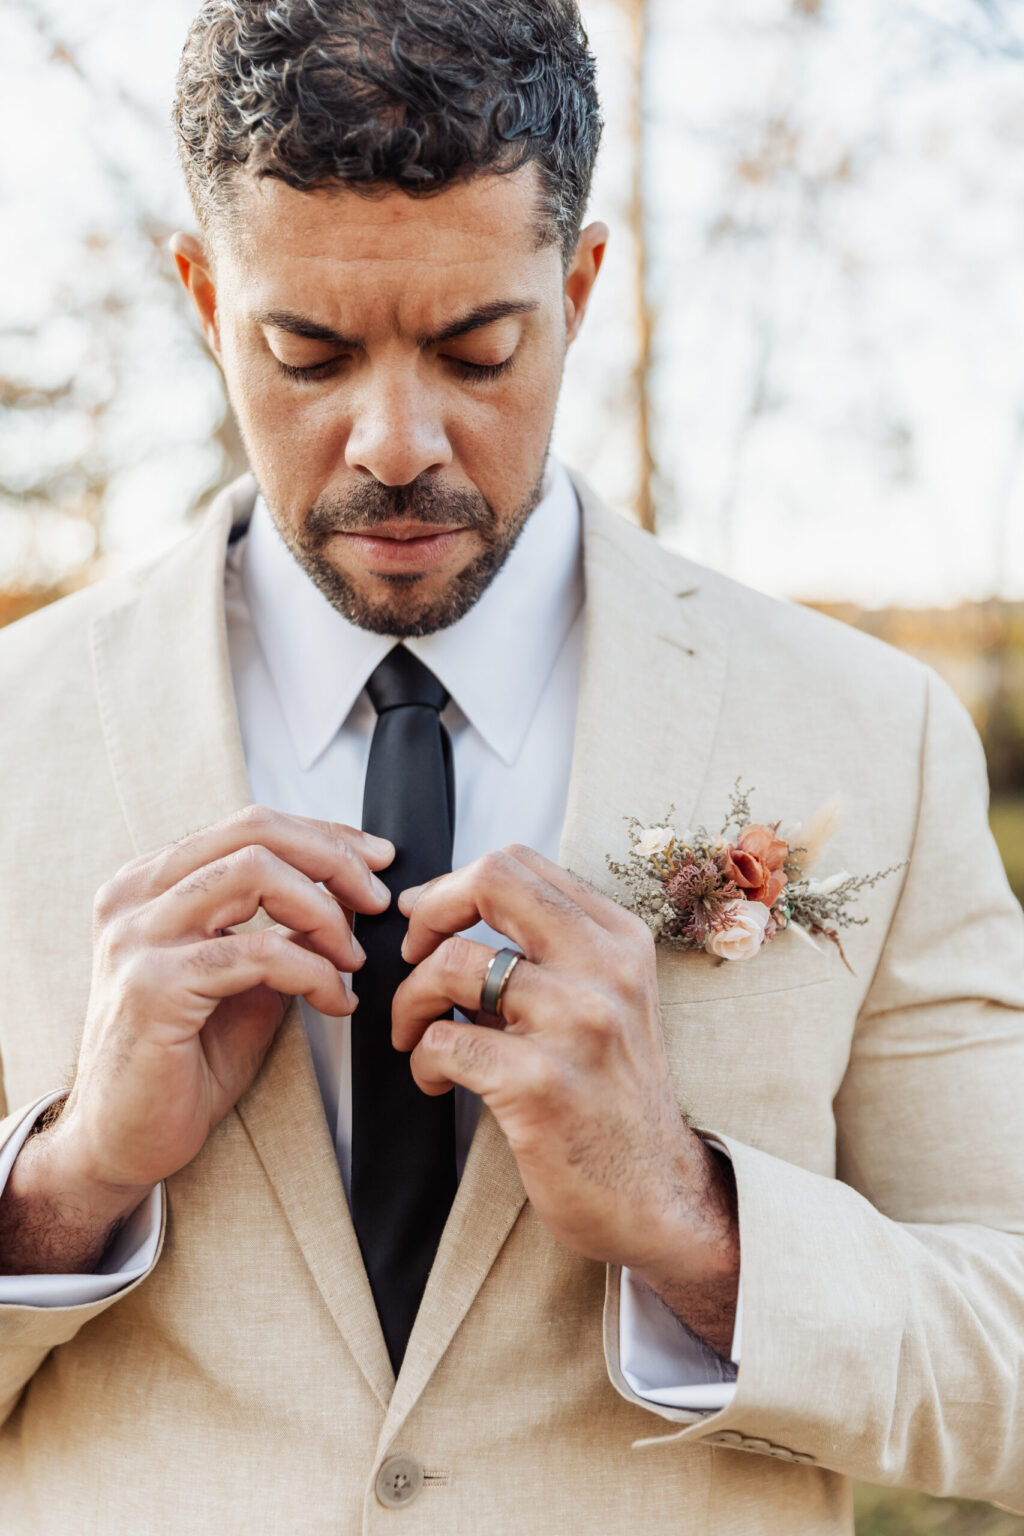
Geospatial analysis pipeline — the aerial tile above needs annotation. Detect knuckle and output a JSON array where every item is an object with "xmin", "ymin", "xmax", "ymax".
[
  {"xmin": 312, "ymin": 816, "xmax": 354, "ymax": 842},
  {"xmin": 312, "ymin": 948, "xmax": 337, "ymax": 982},
  {"xmin": 233, "ymin": 843, "xmax": 276, "ymax": 882},
  {"xmin": 584, "ymin": 992, "xmax": 622, "ymax": 1043},
  {"xmin": 427, "ymin": 1019, "xmax": 487, "ymax": 1070},
  {"xmin": 244, "ymin": 927, "xmax": 283, "ymax": 965},
  {"xmin": 523, "ymin": 1053, "xmax": 565, "ymax": 1108},
  {"xmin": 118, "ymin": 946, "xmax": 168, "ymax": 1000},
  {"xmin": 476, "ymin": 849, "xmax": 514, "ymax": 884},
  {"xmin": 233, "ymin": 803, "xmax": 277, "ymax": 836},
  {"xmin": 93, "ymin": 877, "xmax": 120, "ymax": 923},
  {"xmin": 436, "ymin": 934, "xmax": 475, "ymax": 977},
  {"xmin": 333, "ymin": 833, "xmax": 356, "ymax": 864},
  {"xmin": 101, "ymin": 910, "xmax": 137, "ymax": 960},
  {"xmin": 628, "ymin": 911, "xmax": 657, "ymax": 953},
  {"xmin": 610, "ymin": 944, "xmax": 648, "ymax": 994},
  {"xmin": 500, "ymin": 842, "xmax": 534, "ymax": 864}
]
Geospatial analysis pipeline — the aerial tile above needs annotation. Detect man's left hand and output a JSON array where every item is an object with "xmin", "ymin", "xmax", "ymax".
[{"xmin": 394, "ymin": 844, "xmax": 740, "ymax": 1358}]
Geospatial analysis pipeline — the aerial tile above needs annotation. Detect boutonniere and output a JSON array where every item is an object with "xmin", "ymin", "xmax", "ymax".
[{"xmin": 607, "ymin": 782, "xmax": 903, "ymax": 969}]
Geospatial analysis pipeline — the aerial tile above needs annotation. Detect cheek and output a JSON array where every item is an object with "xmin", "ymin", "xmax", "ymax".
[
  {"xmin": 450, "ymin": 359, "xmax": 561, "ymax": 469},
  {"xmin": 224, "ymin": 351, "xmax": 350, "ymax": 482}
]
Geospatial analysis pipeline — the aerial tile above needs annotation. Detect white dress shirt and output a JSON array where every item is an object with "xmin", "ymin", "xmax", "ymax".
[{"xmin": 0, "ymin": 459, "xmax": 738, "ymax": 1409}]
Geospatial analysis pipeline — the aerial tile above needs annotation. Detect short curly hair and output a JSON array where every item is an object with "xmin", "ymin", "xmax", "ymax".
[{"xmin": 173, "ymin": 0, "xmax": 603, "ymax": 265}]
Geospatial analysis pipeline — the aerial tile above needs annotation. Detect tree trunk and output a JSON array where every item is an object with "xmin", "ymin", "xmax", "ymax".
[{"xmin": 625, "ymin": 0, "xmax": 657, "ymax": 534}]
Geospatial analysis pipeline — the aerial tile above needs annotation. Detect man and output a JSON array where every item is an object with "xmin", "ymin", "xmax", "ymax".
[{"xmin": 0, "ymin": 0, "xmax": 1021, "ymax": 1530}]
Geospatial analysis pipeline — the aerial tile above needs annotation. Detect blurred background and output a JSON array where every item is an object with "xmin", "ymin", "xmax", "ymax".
[{"xmin": 1, "ymin": 3, "xmax": 1023, "ymax": 1528}]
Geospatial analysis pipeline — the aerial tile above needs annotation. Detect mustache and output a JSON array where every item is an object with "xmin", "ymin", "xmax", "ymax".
[{"xmin": 304, "ymin": 479, "xmax": 496, "ymax": 542}]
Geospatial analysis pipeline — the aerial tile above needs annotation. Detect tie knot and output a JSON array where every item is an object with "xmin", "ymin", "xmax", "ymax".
[{"xmin": 365, "ymin": 646, "xmax": 450, "ymax": 716}]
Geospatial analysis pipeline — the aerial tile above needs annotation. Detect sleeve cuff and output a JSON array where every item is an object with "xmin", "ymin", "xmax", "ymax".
[{"xmin": 0, "ymin": 1093, "xmax": 163, "ymax": 1309}]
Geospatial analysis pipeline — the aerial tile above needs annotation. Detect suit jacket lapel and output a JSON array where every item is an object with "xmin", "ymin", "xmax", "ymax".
[
  {"xmin": 560, "ymin": 471, "xmax": 731, "ymax": 896},
  {"xmin": 233, "ymin": 1000, "xmax": 395, "ymax": 1408},
  {"xmin": 89, "ymin": 477, "xmax": 394, "ymax": 1409},
  {"xmin": 377, "ymin": 471, "xmax": 731, "ymax": 1432}
]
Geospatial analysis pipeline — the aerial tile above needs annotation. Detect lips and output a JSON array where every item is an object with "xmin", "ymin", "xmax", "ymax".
[
  {"xmin": 349, "ymin": 521, "xmax": 465, "ymax": 542},
  {"xmin": 337, "ymin": 524, "xmax": 469, "ymax": 574}
]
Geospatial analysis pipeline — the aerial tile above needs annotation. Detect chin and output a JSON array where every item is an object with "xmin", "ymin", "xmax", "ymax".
[{"xmin": 295, "ymin": 525, "xmax": 526, "ymax": 638}]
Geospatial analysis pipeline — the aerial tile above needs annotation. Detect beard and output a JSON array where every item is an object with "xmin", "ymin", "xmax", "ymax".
[{"xmin": 264, "ymin": 465, "xmax": 548, "ymax": 639}]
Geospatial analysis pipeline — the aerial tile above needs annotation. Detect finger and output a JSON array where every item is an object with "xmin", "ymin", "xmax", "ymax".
[
  {"xmin": 498, "ymin": 845, "xmax": 650, "ymax": 941},
  {"xmin": 122, "ymin": 806, "xmax": 394, "ymax": 911},
  {"xmin": 144, "ymin": 846, "xmax": 365, "ymax": 973},
  {"xmin": 399, "ymin": 849, "xmax": 596, "ymax": 967},
  {"xmin": 392, "ymin": 935, "xmax": 546, "ymax": 1052},
  {"xmin": 178, "ymin": 928, "xmax": 356, "ymax": 1019},
  {"xmin": 409, "ymin": 1015, "xmax": 530, "ymax": 1097},
  {"xmin": 397, "ymin": 874, "xmax": 444, "ymax": 917}
]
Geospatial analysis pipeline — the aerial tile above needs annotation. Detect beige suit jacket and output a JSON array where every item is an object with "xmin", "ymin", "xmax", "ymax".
[{"xmin": 0, "ymin": 473, "xmax": 1021, "ymax": 1535}]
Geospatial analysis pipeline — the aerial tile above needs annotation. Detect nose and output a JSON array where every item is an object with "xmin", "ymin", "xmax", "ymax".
[{"xmin": 345, "ymin": 365, "xmax": 453, "ymax": 486}]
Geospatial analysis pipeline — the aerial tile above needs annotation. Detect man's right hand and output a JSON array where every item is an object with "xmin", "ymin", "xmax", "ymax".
[{"xmin": 0, "ymin": 806, "xmax": 394, "ymax": 1276}]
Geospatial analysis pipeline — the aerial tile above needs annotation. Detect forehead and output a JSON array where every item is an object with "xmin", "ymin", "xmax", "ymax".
[{"xmin": 216, "ymin": 165, "xmax": 560, "ymax": 327}]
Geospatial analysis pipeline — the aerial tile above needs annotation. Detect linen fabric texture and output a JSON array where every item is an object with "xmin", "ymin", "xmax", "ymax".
[{"xmin": 0, "ymin": 472, "xmax": 1021, "ymax": 1533}]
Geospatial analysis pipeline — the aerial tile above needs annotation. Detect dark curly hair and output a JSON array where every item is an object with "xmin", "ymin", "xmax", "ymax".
[{"xmin": 173, "ymin": 0, "xmax": 603, "ymax": 265}]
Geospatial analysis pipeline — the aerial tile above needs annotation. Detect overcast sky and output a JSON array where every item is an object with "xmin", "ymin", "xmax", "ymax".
[{"xmin": 2, "ymin": 0, "xmax": 1023, "ymax": 609}]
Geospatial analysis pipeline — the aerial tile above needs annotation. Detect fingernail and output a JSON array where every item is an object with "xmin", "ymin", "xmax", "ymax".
[
  {"xmin": 402, "ymin": 883, "xmax": 426, "ymax": 906},
  {"xmin": 344, "ymin": 978, "xmax": 357, "ymax": 1005},
  {"xmin": 351, "ymin": 936, "xmax": 366, "ymax": 964},
  {"xmin": 364, "ymin": 833, "xmax": 395, "ymax": 857},
  {"xmin": 371, "ymin": 875, "xmax": 391, "ymax": 901}
]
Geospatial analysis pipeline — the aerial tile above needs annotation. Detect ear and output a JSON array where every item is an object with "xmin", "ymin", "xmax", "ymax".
[
  {"xmin": 169, "ymin": 232, "xmax": 221, "ymax": 360},
  {"xmin": 564, "ymin": 222, "xmax": 609, "ymax": 345}
]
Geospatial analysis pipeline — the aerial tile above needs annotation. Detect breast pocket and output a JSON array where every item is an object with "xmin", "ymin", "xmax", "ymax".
[
  {"xmin": 655, "ymin": 935, "xmax": 851, "ymax": 1170},
  {"xmin": 655, "ymin": 929, "xmax": 836, "ymax": 1005}
]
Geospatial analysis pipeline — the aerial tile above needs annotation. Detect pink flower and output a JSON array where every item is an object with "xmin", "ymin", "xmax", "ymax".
[{"xmin": 705, "ymin": 900, "xmax": 772, "ymax": 961}]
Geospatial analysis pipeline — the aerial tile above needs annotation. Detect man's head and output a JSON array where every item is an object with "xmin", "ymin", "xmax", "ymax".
[{"xmin": 171, "ymin": 0, "xmax": 606, "ymax": 637}]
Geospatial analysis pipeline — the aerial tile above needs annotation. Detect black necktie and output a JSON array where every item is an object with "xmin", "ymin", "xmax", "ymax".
[{"xmin": 351, "ymin": 646, "xmax": 458, "ymax": 1373}]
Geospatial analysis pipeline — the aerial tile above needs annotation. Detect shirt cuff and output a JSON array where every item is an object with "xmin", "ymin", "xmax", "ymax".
[
  {"xmin": 618, "ymin": 1136, "xmax": 742, "ymax": 1412},
  {"xmin": 0, "ymin": 1093, "xmax": 162, "ymax": 1308}
]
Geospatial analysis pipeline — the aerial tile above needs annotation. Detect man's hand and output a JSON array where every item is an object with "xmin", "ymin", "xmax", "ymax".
[
  {"xmin": 394, "ymin": 845, "xmax": 740, "ymax": 1358},
  {"xmin": 0, "ymin": 806, "xmax": 394, "ymax": 1275}
]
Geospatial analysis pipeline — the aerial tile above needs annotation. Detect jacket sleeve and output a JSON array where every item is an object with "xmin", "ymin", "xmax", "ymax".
[
  {"xmin": 605, "ymin": 668, "xmax": 1024, "ymax": 1515},
  {"xmin": 0, "ymin": 1094, "xmax": 165, "ymax": 1426}
]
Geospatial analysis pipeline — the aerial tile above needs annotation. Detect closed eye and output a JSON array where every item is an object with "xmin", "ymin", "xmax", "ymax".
[
  {"xmin": 448, "ymin": 356, "xmax": 517, "ymax": 385},
  {"xmin": 276, "ymin": 354, "xmax": 517, "ymax": 386},
  {"xmin": 277, "ymin": 357, "xmax": 347, "ymax": 384}
]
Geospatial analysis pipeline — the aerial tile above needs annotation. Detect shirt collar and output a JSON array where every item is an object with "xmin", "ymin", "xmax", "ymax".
[{"xmin": 240, "ymin": 459, "xmax": 584, "ymax": 771}]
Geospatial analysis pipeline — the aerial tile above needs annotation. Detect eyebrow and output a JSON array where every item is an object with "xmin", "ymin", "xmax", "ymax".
[{"xmin": 256, "ymin": 299, "xmax": 539, "ymax": 351}]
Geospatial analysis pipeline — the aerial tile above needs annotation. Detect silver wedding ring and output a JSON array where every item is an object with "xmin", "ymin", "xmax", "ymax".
[{"xmin": 479, "ymin": 947, "xmax": 523, "ymax": 1018}]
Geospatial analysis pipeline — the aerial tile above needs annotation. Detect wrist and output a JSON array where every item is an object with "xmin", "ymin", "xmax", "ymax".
[
  {"xmin": 0, "ymin": 1108, "xmax": 152, "ymax": 1277},
  {"xmin": 8, "ymin": 1109, "xmax": 152, "ymax": 1227},
  {"xmin": 629, "ymin": 1134, "xmax": 740, "ymax": 1358}
]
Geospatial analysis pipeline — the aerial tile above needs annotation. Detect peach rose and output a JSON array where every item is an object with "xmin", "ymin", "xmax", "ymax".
[
  {"xmin": 705, "ymin": 900, "xmax": 771, "ymax": 960},
  {"xmin": 721, "ymin": 824, "xmax": 789, "ymax": 909}
]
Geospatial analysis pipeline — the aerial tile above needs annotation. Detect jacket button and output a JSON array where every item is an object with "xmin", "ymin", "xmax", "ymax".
[{"xmin": 375, "ymin": 1454, "xmax": 425, "ymax": 1509}]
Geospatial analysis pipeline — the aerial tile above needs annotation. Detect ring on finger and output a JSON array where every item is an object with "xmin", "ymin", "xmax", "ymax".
[{"xmin": 479, "ymin": 947, "xmax": 523, "ymax": 1019}]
